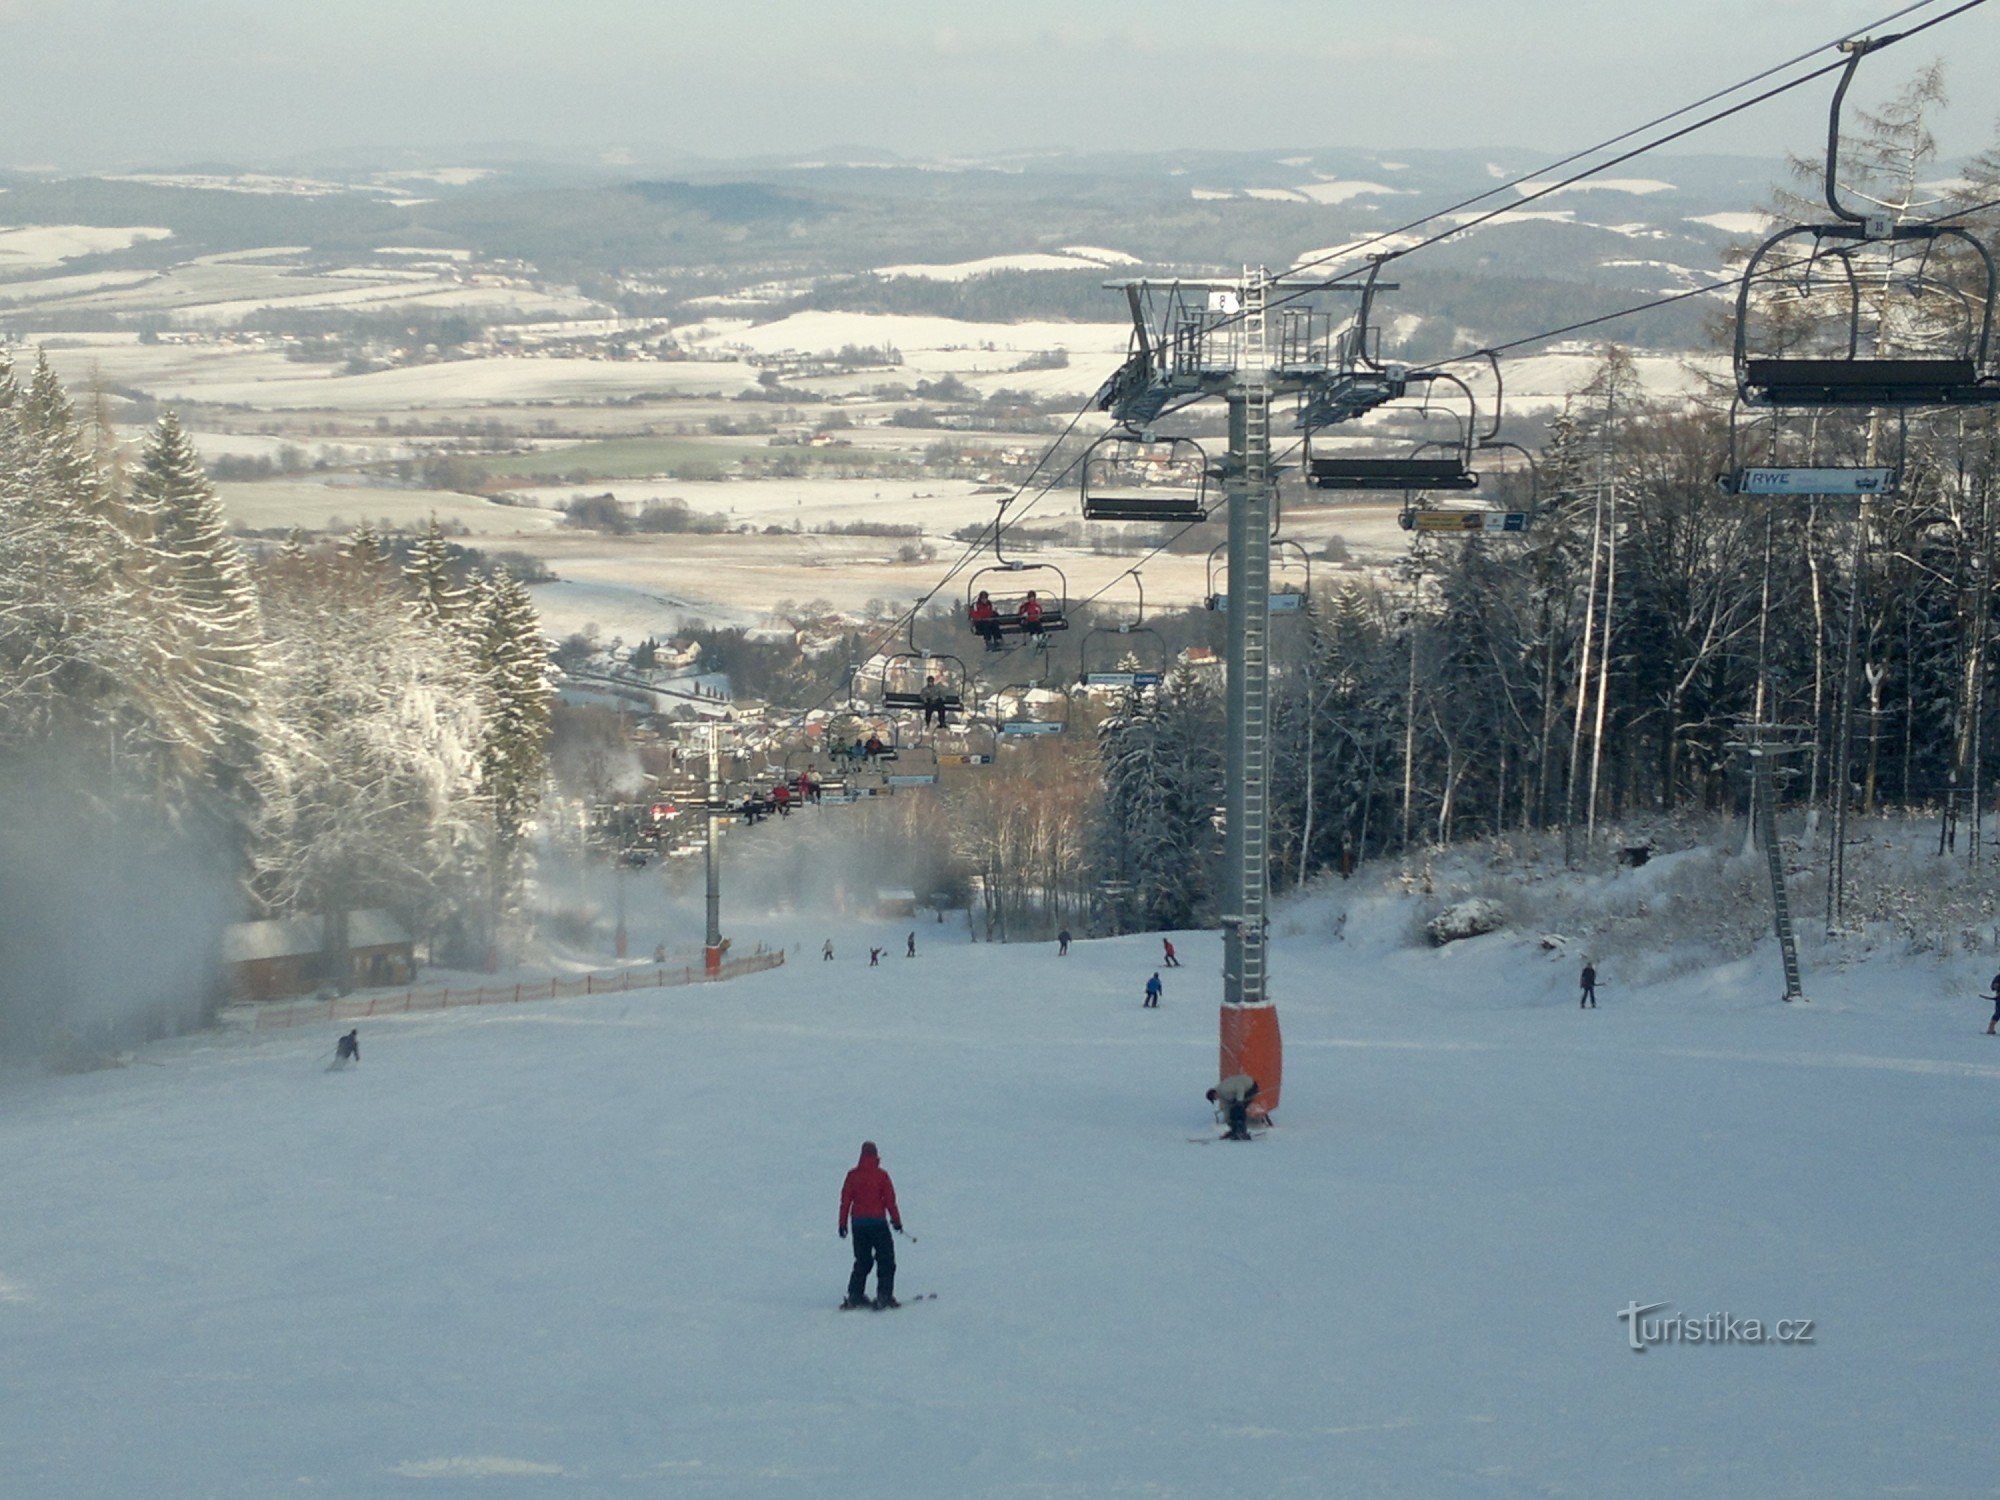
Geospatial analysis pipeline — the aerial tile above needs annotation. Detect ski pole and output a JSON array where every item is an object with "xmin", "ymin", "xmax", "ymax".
[{"xmin": 896, "ymin": 1228, "xmax": 918, "ymax": 1244}]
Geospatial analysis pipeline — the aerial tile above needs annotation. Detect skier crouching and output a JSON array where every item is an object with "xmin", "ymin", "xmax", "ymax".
[
  {"xmin": 839, "ymin": 1140, "xmax": 903, "ymax": 1310},
  {"xmin": 334, "ymin": 1029, "xmax": 359, "ymax": 1066},
  {"xmin": 1207, "ymin": 1073, "xmax": 1260, "ymax": 1140}
]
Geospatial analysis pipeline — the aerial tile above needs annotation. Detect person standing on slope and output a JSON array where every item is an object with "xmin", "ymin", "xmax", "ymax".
[
  {"xmin": 839, "ymin": 1141, "xmax": 903, "ymax": 1310},
  {"xmin": 1162, "ymin": 938, "xmax": 1181, "ymax": 968},
  {"xmin": 1057, "ymin": 928, "xmax": 1071, "ymax": 956},
  {"xmin": 1985, "ymin": 972, "xmax": 2000, "ymax": 1035},
  {"xmin": 822, "ymin": 939, "xmax": 835, "ymax": 962},
  {"xmin": 906, "ymin": 931, "xmax": 917, "ymax": 959},
  {"xmin": 1143, "ymin": 972, "xmax": 1162, "ymax": 1008},
  {"xmin": 1580, "ymin": 961, "xmax": 1598, "ymax": 1009}
]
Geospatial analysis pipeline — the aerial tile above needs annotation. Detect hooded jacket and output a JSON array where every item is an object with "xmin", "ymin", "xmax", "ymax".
[{"xmin": 839, "ymin": 1142, "xmax": 901, "ymax": 1232}]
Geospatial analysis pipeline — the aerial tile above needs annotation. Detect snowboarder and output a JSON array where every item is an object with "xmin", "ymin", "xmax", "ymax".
[
  {"xmin": 1162, "ymin": 938, "xmax": 1181, "ymax": 968},
  {"xmin": 822, "ymin": 939, "xmax": 835, "ymax": 962},
  {"xmin": 1143, "ymin": 972, "xmax": 1162, "ymax": 1008},
  {"xmin": 1057, "ymin": 928, "xmax": 1071, "ymax": 956},
  {"xmin": 334, "ymin": 1029, "xmax": 359, "ymax": 1066},
  {"xmin": 1580, "ymin": 961, "xmax": 1598, "ymax": 1009},
  {"xmin": 1207, "ymin": 1074, "xmax": 1260, "ymax": 1140},
  {"xmin": 838, "ymin": 1140, "xmax": 903, "ymax": 1310},
  {"xmin": 1985, "ymin": 972, "xmax": 2000, "ymax": 1035},
  {"xmin": 906, "ymin": 932, "xmax": 916, "ymax": 959}
]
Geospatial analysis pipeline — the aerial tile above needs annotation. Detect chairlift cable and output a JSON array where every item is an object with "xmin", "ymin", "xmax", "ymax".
[{"xmin": 1210, "ymin": 0, "xmax": 1986, "ymax": 337}]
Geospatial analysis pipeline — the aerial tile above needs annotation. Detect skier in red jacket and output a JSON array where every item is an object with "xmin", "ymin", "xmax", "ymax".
[{"xmin": 839, "ymin": 1140, "xmax": 903, "ymax": 1309}]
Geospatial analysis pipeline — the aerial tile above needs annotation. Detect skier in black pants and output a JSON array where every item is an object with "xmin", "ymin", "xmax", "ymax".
[
  {"xmin": 1143, "ymin": 972, "xmax": 1162, "ymax": 1008},
  {"xmin": 1207, "ymin": 1074, "xmax": 1260, "ymax": 1140},
  {"xmin": 1985, "ymin": 973, "xmax": 2000, "ymax": 1035},
  {"xmin": 1057, "ymin": 928, "xmax": 1071, "ymax": 956},
  {"xmin": 839, "ymin": 1141, "xmax": 903, "ymax": 1310},
  {"xmin": 334, "ymin": 1029, "xmax": 359, "ymax": 1065},
  {"xmin": 1580, "ymin": 961, "xmax": 1598, "ymax": 1009},
  {"xmin": 906, "ymin": 931, "xmax": 916, "ymax": 959}
]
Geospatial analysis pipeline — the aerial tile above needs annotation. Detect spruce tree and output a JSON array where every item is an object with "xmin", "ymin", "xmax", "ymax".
[
  {"xmin": 130, "ymin": 410, "xmax": 268, "ymax": 830},
  {"xmin": 404, "ymin": 518, "xmax": 473, "ymax": 635}
]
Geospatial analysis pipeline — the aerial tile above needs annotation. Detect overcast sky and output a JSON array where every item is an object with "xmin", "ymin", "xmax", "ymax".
[{"xmin": 1, "ymin": 0, "xmax": 1993, "ymax": 171}]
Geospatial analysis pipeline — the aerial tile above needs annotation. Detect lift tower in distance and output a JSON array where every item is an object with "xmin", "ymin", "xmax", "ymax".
[{"xmin": 1096, "ymin": 267, "xmax": 1402, "ymax": 1121}]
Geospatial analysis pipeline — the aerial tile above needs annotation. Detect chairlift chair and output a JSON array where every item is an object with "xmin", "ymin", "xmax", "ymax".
[
  {"xmin": 1398, "ymin": 438, "xmax": 1539, "ymax": 535},
  {"xmin": 884, "ymin": 742, "xmax": 941, "ymax": 788},
  {"xmin": 1206, "ymin": 540, "xmax": 1311, "ymax": 614},
  {"xmin": 966, "ymin": 560, "xmax": 1070, "ymax": 649},
  {"xmin": 993, "ymin": 681, "xmax": 1072, "ymax": 737},
  {"xmin": 880, "ymin": 652, "xmax": 969, "ymax": 717},
  {"xmin": 935, "ymin": 714, "xmax": 1001, "ymax": 767},
  {"xmin": 1307, "ymin": 370, "xmax": 1484, "ymax": 491},
  {"xmin": 1078, "ymin": 570, "xmax": 1168, "ymax": 690},
  {"xmin": 1080, "ymin": 431, "xmax": 1213, "ymax": 522},
  {"xmin": 1734, "ymin": 40, "xmax": 2000, "ymax": 412},
  {"xmin": 1717, "ymin": 397, "xmax": 1901, "ymax": 498}
]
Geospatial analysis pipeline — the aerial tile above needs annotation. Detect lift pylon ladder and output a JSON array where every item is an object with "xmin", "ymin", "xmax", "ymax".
[{"xmin": 1735, "ymin": 741, "xmax": 1808, "ymax": 1003}]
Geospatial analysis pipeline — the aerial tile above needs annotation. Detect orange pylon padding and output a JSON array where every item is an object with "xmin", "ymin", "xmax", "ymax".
[{"xmin": 1219, "ymin": 1004, "xmax": 1282, "ymax": 1118}]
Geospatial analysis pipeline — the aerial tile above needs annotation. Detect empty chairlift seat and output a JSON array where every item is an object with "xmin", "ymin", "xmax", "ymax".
[{"xmin": 1309, "ymin": 455, "xmax": 1480, "ymax": 491}]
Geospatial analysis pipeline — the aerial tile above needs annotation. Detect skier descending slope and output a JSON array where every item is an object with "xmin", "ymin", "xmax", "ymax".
[{"xmin": 838, "ymin": 1141, "xmax": 904, "ymax": 1310}]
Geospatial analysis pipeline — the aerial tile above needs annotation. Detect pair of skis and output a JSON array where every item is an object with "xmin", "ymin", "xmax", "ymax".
[{"xmin": 838, "ymin": 1293, "xmax": 936, "ymax": 1310}]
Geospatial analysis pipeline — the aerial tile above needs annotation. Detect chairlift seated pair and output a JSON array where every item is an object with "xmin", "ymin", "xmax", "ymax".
[{"xmin": 967, "ymin": 561, "xmax": 1068, "ymax": 651}]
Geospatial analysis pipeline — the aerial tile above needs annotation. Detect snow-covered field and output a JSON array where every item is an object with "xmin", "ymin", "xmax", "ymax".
[
  {"xmin": 215, "ymin": 479, "xmax": 564, "ymax": 538},
  {"xmin": 4, "ymin": 827, "xmax": 1997, "ymax": 1496}
]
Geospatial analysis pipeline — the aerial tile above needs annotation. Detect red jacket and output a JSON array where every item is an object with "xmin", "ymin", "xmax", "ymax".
[
  {"xmin": 839, "ymin": 1143, "xmax": 901, "ymax": 1231},
  {"xmin": 1018, "ymin": 596, "xmax": 1042, "ymax": 624}
]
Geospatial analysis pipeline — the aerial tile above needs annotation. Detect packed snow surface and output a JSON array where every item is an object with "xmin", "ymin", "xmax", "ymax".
[{"xmin": 3, "ymin": 864, "xmax": 1997, "ymax": 1495}]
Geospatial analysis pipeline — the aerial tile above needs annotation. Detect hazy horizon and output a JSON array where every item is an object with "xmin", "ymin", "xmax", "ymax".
[{"xmin": 1, "ymin": 0, "xmax": 1993, "ymax": 173}]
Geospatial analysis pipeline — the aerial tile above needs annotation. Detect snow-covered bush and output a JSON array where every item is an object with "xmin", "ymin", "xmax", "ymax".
[{"xmin": 1425, "ymin": 897, "xmax": 1508, "ymax": 946}]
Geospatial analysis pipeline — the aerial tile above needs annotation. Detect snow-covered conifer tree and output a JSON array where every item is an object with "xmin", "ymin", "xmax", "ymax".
[{"xmin": 129, "ymin": 411, "xmax": 268, "ymax": 830}]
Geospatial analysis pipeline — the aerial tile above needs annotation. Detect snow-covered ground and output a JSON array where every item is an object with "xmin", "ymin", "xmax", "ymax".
[{"xmin": 4, "ymin": 822, "xmax": 1997, "ymax": 1496}]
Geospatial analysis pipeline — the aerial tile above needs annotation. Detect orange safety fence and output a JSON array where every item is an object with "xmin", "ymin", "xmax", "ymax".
[{"xmin": 248, "ymin": 947, "xmax": 786, "ymax": 1031}]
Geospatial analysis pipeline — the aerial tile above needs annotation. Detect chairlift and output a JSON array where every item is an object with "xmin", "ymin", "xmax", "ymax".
[
  {"xmin": 879, "ymin": 617, "xmax": 970, "ymax": 719},
  {"xmin": 823, "ymin": 709, "xmax": 900, "ymax": 769},
  {"xmin": 1398, "ymin": 438, "xmax": 1539, "ymax": 535},
  {"xmin": 1734, "ymin": 40, "xmax": 2000, "ymax": 411},
  {"xmin": 993, "ymin": 680, "xmax": 1072, "ymax": 736},
  {"xmin": 1206, "ymin": 541, "xmax": 1311, "ymax": 614},
  {"xmin": 1080, "ymin": 431, "xmax": 1212, "ymax": 522},
  {"xmin": 1307, "ymin": 369, "xmax": 1483, "ymax": 491},
  {"xmin": 935, "ymin": 715, "xmax": 1000, "ymax": 766},
  {"xmin": 1717, "ymin": 397, "xmax": 1901, "ymax": 498},
  {"xmin": 1078, "ymin": 571, "xmax": 1168, "ymax": 690},
  {"xmin": 966, "ymin": 559, "xmax": 1069, "ymax": 649},
  {"xmin": 884, "ymin": 742, "xmax": 941, "ymax": 788}
]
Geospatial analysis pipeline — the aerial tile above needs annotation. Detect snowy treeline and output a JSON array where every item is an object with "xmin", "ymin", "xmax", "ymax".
[
  {"xmin": 1093, "ymin": 363, "xmax": 2000, "ymax": 927},
  {"xmin": 0, "ymin": 353, "xmax": 551, "ymax": 1047}
]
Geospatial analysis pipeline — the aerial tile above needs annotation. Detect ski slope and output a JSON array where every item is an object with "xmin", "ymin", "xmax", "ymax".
[{"xmin": 3, "ymin": 880, "xmax": 1998, "ymax": 1496}]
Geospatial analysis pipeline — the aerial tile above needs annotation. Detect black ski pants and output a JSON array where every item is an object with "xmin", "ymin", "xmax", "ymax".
[{"xmin": 847, "ymin": 1219, "xmax": 895, "ymax": 1302}]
